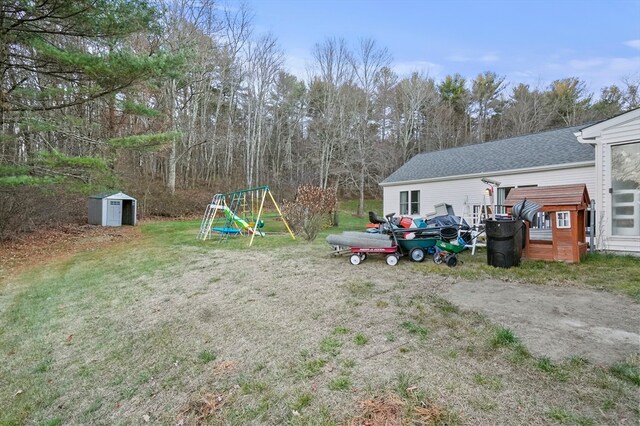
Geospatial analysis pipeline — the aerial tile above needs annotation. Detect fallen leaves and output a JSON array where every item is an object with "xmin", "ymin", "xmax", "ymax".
[
  {"xmin": 177, "ymin": 391, "xmax": 230, "ymax": 425},
  {"xmin": 347, "ymin": 393, "xmax": 405, "ymax": 426},
  {"xmin": 346, "ymin": 392, "xmax": 450, "ymax": 426},
  {"xmin": 212, "ymin": 360, "xmax": 237, "ymax": 375},
  {"xmin": 0, "ymin": 224, "xmax": 139, "ymax": 277}
]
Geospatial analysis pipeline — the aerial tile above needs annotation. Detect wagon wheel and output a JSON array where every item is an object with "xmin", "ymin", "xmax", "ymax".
[
  {"xmin": 446, "ymin": 255, "xmax": 458, "ymax": 268},
  {"xmin": 360, "ymin": 253, "xmax": 367, "ymax": 261},
  {"xmin": 410, "ymin": 248, "xmax": 425, "ymax": 262},
  {"xmin": 433, "ymin": 252, "xmax": 444, "ymax": 264},
  {"xmin": 386, "ymin": 254, "xmax": 399, "ymax": 266},
  {"xmin": 349, "ymin": 254, "xmax": 361, "ymax": 265}
]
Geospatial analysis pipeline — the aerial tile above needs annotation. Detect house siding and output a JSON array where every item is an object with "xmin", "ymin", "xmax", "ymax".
[
  {"xmin": 578, "ymin": 109, "xmax": 640, "ymax": 253},
  {"xmin": 599, "ymin": 133, "xmax": 639, "ymax": 253},
  {"xmin": 383, "ymin": 164, "xmax": 596, "ymax": 221},
  {"xmin": 599, "ymin": 119, "xmax": 640, "ymax": 143}
]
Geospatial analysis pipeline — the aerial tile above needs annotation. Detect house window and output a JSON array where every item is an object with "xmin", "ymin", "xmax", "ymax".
[
  {"xmin": 400, "ymin": 190, "xmax": 420, "ymax": 215},
  {"xmin": 611, "ymin": 142, "xmax": 640, "ymax": 236},
  {"xmin": 556, "ymin": 211, "xmax": 571, "ymax": 228},
  {"xmin": 497, "ymin": 187, "xmax": 513, "ymax": 214}
]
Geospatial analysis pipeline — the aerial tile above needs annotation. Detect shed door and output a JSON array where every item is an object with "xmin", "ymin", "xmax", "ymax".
[{"xmin": 107, "ymin": 200, "xmax": 122, "ymax": 226}]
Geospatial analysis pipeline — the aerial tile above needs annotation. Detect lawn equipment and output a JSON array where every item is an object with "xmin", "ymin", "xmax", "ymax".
[{"xmin": 327, "ymin": 213, "xmax": 403, "ymax": 266}]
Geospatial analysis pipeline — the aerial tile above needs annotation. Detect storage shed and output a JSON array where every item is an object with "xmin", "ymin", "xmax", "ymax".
[
  {"xmin": 504, "ymin": 184, "xmax": 590, "ymax": 263},
  {"xmin": 88, "ymin": 192, "xmax": 137, "ymax": 226}
]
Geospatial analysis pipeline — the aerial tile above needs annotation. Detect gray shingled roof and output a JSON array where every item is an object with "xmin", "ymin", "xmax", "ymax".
[{"xmin": 381, "ymin": 125, "xmax": 594, "ymax": 185}]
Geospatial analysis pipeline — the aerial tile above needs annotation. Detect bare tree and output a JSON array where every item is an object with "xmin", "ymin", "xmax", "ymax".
[
  {"xmin": 501, "ymin": 83, "xmax": 552, "ymax": 136},
  {"xmin": 350, "ymin": 38, "xmax": 391, "ymax": 216},
  {"xmin": 393, "ymin": 72, "xmax": 437, "ymax": 162},
  {"xmin": 243, "ymin": 34, "xmax": 284, "ymax": 188},
  {"xmin": 308, "ymin": 38, "xmax": 354, "ymax": 189}
]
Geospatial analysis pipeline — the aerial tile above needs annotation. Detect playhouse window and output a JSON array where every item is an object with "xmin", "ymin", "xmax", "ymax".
[
  {"xmin": 556, "ymin": 211, "xmax": 571, "ymax": 228},
  {"xmin": 400, "ymin": 190, "xmax": 420, "ymax": 215}
]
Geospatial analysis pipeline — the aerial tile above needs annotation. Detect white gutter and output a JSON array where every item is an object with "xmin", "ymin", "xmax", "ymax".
[
  {"xmin": 574, "ymin": 130, "xmax": 595, "ymax": 144},
  {"xmin": 379, "ymin": 160, "xmax": 595, "ymax": 188}
]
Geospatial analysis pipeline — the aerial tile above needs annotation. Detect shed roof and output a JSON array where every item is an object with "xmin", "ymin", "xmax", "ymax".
[
  {"xmin": 89, "ymin": 191, "xmax": 136, "ymax": 200},
  {"xmin": 503, "ymin": 184, "xmax": 590, "ymax": 208},
  {"xmin": 381, "ymin": 125, "xmax": 594, "ymax": 185}
]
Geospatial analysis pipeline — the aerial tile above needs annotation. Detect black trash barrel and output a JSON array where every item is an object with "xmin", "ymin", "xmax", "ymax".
[{"xmin": 485, "ymin": 219, "xmax": 524, "ymax": 268}]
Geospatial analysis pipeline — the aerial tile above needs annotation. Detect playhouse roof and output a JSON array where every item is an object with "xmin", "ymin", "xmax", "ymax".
[{"xmin": 503, "ymin": 184, "xmax": 590, "ymax": 209}]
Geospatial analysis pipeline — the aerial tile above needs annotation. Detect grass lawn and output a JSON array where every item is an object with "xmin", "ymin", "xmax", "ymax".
[{"xmin": 0, "ymin": 201, "xmax": 638, "ymax": 425}]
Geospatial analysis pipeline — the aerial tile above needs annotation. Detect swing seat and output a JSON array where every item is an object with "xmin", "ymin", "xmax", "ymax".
[{"xmin": 212, "ymin": 227, "xmax": 241, "ymax": 235}]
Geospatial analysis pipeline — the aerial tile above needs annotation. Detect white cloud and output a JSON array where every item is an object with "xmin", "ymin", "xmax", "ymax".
[
  {"xmin": 514, "ymin": 55, "xmax": 640, "ymax": 92},
  {"xmin": 446, "ymin": 53, "xmax": 499, "ymax": 63},
  {"xmin": 392, "ymin": 61, "xmax": 444, "ymax": 79},
  {"xmin": 479, "ymin": 54, "xmax": 499, "ymax": 63},
  {"xmin": 624, "ymin": 40, "xmax": 640, "ymax": 50},
  {"xmin": 282, "ymin": 49, "xmax": 313, "ymax": 81},
  {"xmin": 447, "ymin": 54, "xmax": 471, "ymax": 62},
  {"xmin": 568, "ymin": 58, "xmax": 606, "ymax": 70}
]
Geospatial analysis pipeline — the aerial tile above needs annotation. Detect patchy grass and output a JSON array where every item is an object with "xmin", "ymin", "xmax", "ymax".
[
  {"xmin": 536, "ymin": 356, "xmax": 557, "ymax": 373},
  {"xmin": 491, "ymin": 327, "xmax": 519, "ymax": 347},
  {"xmin": 296, "ymin": 357, "xmax": 328, "ymax": 379},
  {"xmin": 547, "ymin": 407, "xmax": 595, "ymax": 425},
  {"xmin": 328, "ymin": 377, "xmax": 352, "ymax": 391},
  {"xmin": 290, "ymin": 392, "xmax": 313, "ymax": 412},
  {"xmin": 353, "ymin": 334, "xmax": 368, "ymax": 346},
  {"xmin": 473, "ymin": 373, "xmax": 503, "ymax": 391},
  {"xmin": 0, "ymin": 214, "xmax": 638, "ymax": 425},
  {"xmin": 332, "ymin": 326, "xmax": 350, "ymax": 335},
  {"xmin": 345, "ymin": 280, "xmax": 375, "ymax": 298},
  {"xmin": 400, "ymin": 321, "xmax": 429, "ymax": 339},
  {"xmin": 198, "ymin": 350, "xmax": 217, "ymax": 364},
  {"xmin": 610, "ymin": 362, "xmax": 640, "ymax": 386},
  {"xmin": 320, "ymin": 336, "xmax": 343, "ymax": 356},
  {"xmin": 415, "ymin": 249, "xmax": 640, "ymax": 300}
]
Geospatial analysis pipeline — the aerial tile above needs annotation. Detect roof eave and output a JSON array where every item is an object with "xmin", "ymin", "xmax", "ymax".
[
  {"xmin": 379, "ymin": 161, "xmax": 595, "ymax": 187},
  {"xmin": 577, "ymin": 107, "xmax": 640, "ymax": 140}
]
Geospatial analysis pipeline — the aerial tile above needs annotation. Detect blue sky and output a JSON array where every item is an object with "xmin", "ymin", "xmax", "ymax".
[{"xmin": 228, "ymin": 0, "xmax": 640, "ymax": 94}]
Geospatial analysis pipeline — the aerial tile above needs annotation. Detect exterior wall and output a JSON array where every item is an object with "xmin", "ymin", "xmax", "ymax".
[
  {"xmin": 101, "ymin": 198, "xmax": 108, "ymax": 226},
  {"xmin": 599, "ymin": 118, "xmax": 640, "ymax": 144},
  {"xmin": 87, "ymin": 198, "xmax": 103, "ymax": 225},
  {"xmin": 597, "ymin": 122, "xmax": 640, "ymax": 253},
  {"xmin": 382, "ymin": 164, "xmax": 595, "ymax": 222}
]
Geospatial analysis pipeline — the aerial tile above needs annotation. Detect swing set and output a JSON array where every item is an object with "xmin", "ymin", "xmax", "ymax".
[{"xmin": 197, "ymin": 186, "xmax": 295, "ymax": 247}]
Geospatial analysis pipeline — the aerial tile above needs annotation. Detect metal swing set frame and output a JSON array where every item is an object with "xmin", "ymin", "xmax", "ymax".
[{"xmin": 197, "ymin": 186, "xmax": 295, "ymax": 247}]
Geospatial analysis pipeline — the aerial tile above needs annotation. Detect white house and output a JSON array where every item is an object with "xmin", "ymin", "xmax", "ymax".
[
  {"xmin": 381, "ymin": 113, "xmax": 640, "ymax": 254},
  {"xmin": 381, "ymin": 125, "xmax": 595, "ymax": 223},
  {"xmin": 575, "ymin": 108, "xmax": 640, "ymax": 253}
]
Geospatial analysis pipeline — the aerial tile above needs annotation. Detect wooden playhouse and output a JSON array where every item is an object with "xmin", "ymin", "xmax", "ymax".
[{"xmin": 503, "ymin": 184, "xmax": 590, "ymax": 263}]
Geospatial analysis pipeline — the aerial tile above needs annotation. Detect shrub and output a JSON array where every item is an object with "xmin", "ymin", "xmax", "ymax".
[{"xmin": 282, "ymin": 185, "xmax": 337, "ymax": 241}]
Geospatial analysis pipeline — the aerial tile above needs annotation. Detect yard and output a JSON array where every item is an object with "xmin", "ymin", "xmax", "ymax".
[{"xmin": 1, "ymin": 207, "xmax": 639, "ymax": 425}]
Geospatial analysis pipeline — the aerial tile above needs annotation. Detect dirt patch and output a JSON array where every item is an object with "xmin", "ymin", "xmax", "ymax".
[{"xmin": 440, "ymin": 279, "xmax": 640, "ymax": 364}]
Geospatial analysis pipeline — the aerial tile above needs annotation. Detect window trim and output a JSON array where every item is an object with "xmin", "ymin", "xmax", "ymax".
[
  {"xmin": 399, "ymin": 190, "xmax": 420, "ymax": 215},
  {"xmin": 556, "ymin": 211, "xmax": 571, "ymax": 229}
]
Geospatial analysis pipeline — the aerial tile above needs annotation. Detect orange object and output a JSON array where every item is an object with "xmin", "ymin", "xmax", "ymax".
[{"xmin": 399, "ymin": 217, "xmax": 413, "ymax": 228}]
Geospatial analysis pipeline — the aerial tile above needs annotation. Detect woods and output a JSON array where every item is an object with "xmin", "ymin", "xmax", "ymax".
[{"xmin": 1, "ymin": 0, "xmax": 639, "ymax": 238}]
